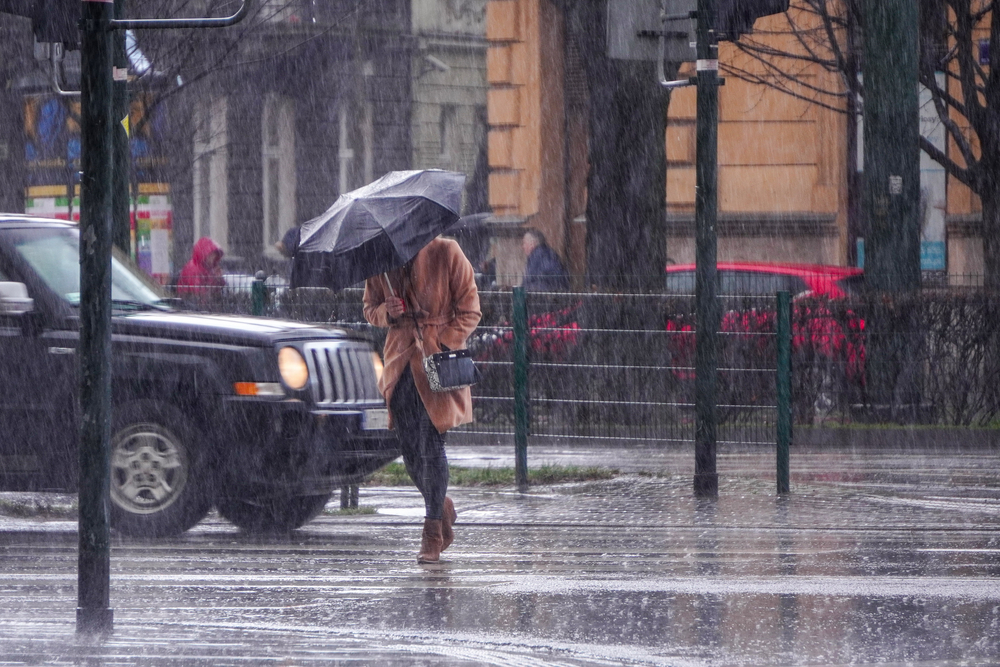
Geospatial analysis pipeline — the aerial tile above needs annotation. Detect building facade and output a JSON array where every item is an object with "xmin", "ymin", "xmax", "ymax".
[
  {"xmin": 411, "ymin": 0, "xmax": 489, "ymax": 214},
  {"xmin": 0, "ymin": 0, "xmax": 415, "ymax": 278},
  {"xmin": 1, "ymin": 0, "xmax": 499, "ymax": 280},
  {"xmin": 484, "ymin": 0, "xmax": 987, "ymax": 285}
]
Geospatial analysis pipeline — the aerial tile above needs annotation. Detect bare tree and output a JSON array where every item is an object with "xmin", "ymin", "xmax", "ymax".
[
  {"xmin": 126, "ymin": 0, "xmax": 371, "ymax": 148},
  {"xmin": 566, "ymin": 0, "xmax": 672, "ymax": 292},
  {"xmin": 726, "ymin": 0, "xmax": 1000, "ymax": 288}
]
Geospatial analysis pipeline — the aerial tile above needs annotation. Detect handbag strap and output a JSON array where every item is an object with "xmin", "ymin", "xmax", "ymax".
[{"xmin": 397, "ymin": 272, "xmax": 430, "ymax": 358}]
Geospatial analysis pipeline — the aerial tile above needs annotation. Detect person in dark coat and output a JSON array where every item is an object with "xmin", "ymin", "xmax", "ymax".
[
  {"xmin": 521, "ymin": 228, "xmax": 569, "ymax": 291},
  {"xmin": 276, "ymin": 225, "xmax": 301, "ymax": 283},
  {"xmin": 276, "ymin": 225, "xmax": 300, "ymax": 259}
]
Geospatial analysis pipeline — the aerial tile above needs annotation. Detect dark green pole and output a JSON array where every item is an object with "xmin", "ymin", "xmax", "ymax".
[
  {"xmin": 513, "ymin": 286, "xmax": 529, "ymax": 492},
  {"xmin": 78, "ymin": 0, "xmax": 115, "ymax": 635},
  {"xmin": 862, "ymin": 0, "xmax": 920, "ymax": 292},
  {"xmin": 112, "ymin": 0, "xmax": 131, "ymax": 256},
  {"xmin": 694, "ymin": 0, "xmax": 720, "ymax": 498},
  {"xmin": 251, "ymin": 271, "xmax": 266, "ymax": 316},
  {"xmin": 776, "ymin": 290, "xmax": 791, "ymax": 495}
]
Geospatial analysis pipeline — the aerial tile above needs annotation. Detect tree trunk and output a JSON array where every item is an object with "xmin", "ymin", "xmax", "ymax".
[{"xmin": 567, "ymin": 0, "xmax": 670, "ymax": 292}]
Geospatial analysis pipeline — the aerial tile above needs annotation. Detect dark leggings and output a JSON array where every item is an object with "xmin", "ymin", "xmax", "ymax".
[{"xmin": 390, "ymin": 366, "xmax": 449, "ymax": 520}]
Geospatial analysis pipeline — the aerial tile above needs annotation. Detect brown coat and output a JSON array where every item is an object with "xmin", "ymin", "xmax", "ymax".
[{"xmin": 363, "ymin": 237, "xmax": 482, "ymax": 433}]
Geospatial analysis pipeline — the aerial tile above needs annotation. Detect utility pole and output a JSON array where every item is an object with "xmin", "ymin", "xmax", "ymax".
[
  {"xmin": 612, "ymin": 0, "xmax": 787, "ymax": 498},
  {"xmin": 648, "ymin": 0, "xmax": 787, "ymax": 498},
  {"xmin": 77, "ymin": 0, "xmax": 115, "ymax": 634},
  {"xmin": 692, "ymin": 0, "xmax": 720, "ymax": 498},
  {"xmin": 76, "ymin": 0, "xmax": 250, "ymax": 635}
]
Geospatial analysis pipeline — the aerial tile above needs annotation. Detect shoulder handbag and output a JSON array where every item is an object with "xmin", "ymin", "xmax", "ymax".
[
  {"xmin": 386, "ymin": 272, "xmax": 480, "ymax": 393},
  {"xmin": 421, "ymin": 345, "xmax": 480, "ymax": 393}
]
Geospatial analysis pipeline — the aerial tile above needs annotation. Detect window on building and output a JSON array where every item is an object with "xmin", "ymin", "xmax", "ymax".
[
  {"xmin": 262, "ymin": 95, "xmax": 296, "ymax": 257},
  {"xmin": 360, "ymin": 97, "xmax": 374, "ymax": 187},
  {"xmin": 260, "ymin": 0, "xmax": 295, "ymax": 22},
  {"xmin": 192, "ymin": 97, "xmax": 228, "ymax": 251},
  {"xmin": 439, "ymin": 104, "xmax": 457, "ymax": 170},
  {"xmin": 338, "ymin": 95, "xmax": 373, "ymax": 194}
]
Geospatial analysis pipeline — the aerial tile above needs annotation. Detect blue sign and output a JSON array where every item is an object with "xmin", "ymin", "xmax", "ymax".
[
  {"xmin": 921, "ymin": 241, "xmax": 946, "ymax": 271},
  {"xmin": 855, "ymin": 239, "xmax": 946, "ymax": 271}
]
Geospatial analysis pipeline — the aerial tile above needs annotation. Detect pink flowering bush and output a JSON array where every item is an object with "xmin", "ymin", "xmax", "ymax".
[
  {"xmin": 665, "ymin": 296, "xmax": 867, "ymax": 421},
  {"xmin": 474, "ymin": 301, "xmax": 582, "ymax": 362}
]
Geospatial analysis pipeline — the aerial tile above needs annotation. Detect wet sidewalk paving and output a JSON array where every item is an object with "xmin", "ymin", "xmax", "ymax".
[{"xmin": 1, "ymin": 443, "xmax": 999, "ymax": 665}]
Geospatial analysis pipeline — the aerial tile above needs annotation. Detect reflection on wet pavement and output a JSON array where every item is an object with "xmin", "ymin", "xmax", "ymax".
[{"xmin": 1, "ymin": 444, "xmax": 998, "ymax": 665}]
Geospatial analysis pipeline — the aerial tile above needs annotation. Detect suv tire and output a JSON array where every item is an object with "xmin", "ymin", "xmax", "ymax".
[
  {"xmin": 109, "ymin": 400, "xmax": 213, "ymax": 537},
  {"xmin": 216, "ymin": 493, "xmax": 332, "ymax": 533}
]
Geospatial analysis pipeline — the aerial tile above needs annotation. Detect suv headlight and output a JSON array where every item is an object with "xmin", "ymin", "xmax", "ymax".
[{"xmin": 278, "ymin": 346, "xmax": 309, "ymax": 390}]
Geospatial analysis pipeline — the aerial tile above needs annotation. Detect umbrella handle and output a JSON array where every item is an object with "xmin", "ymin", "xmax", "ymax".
[{"xmin": 384, "ymin": 272, "xmax": 406, "ymax": 313}]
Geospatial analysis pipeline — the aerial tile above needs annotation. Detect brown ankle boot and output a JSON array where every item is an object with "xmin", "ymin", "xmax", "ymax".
[
  {"xmin": 441, "ymin": 497, "xmax": 457, "ymax": 552},
  {"xmin": 417, "ymin": 518, "xmax": 444, "ymax": 564}
]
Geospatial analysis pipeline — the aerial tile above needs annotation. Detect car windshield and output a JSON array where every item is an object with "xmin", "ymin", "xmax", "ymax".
[{"xmin": 6, "ymin": 226, "xmax": 166, "ymax": 307}]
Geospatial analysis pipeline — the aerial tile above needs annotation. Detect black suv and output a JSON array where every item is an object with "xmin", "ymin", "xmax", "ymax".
[{"xmin": 0, "ymin": 216, "xmax": 398, "ymax": 536}]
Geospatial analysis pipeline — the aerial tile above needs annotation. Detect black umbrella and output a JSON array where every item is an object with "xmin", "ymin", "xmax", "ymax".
[{"xmin": 291, "ymin": 169, "xmax": 466, "ymax": 290}]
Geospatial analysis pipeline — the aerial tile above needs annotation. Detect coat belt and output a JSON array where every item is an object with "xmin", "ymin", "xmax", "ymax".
[{"xmin": 391, "ymin": 314, "xmax": 452, "ymax": 328}]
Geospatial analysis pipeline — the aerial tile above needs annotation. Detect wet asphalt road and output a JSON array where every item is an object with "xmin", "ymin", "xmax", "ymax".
[{"xmin": 1, "ymin": 443, "xmax": 999, "ymax": 666}]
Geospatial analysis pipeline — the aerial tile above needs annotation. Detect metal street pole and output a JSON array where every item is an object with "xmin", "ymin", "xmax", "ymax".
[
  {"xmin": 693, "ymin": 0, "xmax": 720, "ymax": 498},
  {"xmin": 77, "ymin": 0, "xmax": 115, "ymax": 635},
  {"xmin": 512, "ymin": 287, "xmax": 529, "ymax": 492},
  {"xmin": 112, "ymin": 0, "xmax": 131, "ymax": 256},
  {"xmin": 776, "ymin": 290, "xmax": 791, "ymax": 495},
  {"xmin": 74, "ymin": 0, "xmax": 251, "ymax": 637}
]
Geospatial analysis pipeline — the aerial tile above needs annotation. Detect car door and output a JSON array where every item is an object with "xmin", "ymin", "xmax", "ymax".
[{"xmin": 0, "ymin": 253, "xmax": 77, "ymax": 490}]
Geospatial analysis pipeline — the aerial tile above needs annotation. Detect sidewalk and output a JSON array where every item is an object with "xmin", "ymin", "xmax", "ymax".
[{"xmin": 1, "ymin": 443, "xmax": 998, "ymax": 665}]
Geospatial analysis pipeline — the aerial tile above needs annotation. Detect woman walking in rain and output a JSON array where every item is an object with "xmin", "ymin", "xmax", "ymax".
[{"xmin": 363, "ymin": 236, "xmax": 481, "ymax": 563}]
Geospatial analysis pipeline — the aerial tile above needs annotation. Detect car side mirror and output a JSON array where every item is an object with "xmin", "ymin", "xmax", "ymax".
[{"xmin": 0, "ymin": 281, "xmax": 35, "ymax": 315}]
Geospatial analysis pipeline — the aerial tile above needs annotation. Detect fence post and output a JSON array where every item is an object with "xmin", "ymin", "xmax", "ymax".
[
  {"xmin": 251, "ymin": 271, "xmax": 267, "ymax": 316},
  {"xmin": 776, "ymin": 290, "xmax": 791, "ymax": 494},
  {"xmin": 513, "ymin": 286, "xmax": 529, "ymax": 491}
]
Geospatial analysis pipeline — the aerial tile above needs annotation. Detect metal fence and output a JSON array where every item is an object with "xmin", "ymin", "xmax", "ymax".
[
  {"xmin": 177, "ymin": 274, "xmax": 1000, "ymax": 436},
  {"xmin": 181, "ymin": 277, "xmax": 783, "ymax": 448},
  {"xmin": 461, "ymin": 289, "xmax": 781, "ymax": 447}
]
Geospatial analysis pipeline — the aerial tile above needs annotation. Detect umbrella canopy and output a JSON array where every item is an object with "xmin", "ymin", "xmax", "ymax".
[{"xmin": 291, "ymin": 169, "xmax": 466, "ymax": 290}]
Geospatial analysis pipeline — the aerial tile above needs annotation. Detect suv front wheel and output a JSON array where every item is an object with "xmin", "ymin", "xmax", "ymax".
[{"xmin": 109, "ymin": 400, "xmax": 213, "ymax": 537}]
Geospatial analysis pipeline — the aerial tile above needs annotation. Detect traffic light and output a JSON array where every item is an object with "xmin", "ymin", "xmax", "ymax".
[
  {"xmin": 715, "ymin": 0, "xmax": 789, "ymax": 42},
  {"xmin": 0, "ymin": 0, "xmax": 79, "ymax": 48}
]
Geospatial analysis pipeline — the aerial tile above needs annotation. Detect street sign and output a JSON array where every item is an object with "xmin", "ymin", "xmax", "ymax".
[{"xmin": 607, "ymin": 0, "xmax": 696, "ymax": 64}]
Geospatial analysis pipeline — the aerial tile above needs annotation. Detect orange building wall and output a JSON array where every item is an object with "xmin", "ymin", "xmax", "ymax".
[
  {"xmin": 489, "ymin": 2, "xmax": 851, "ymax": 274},
  {"xmin": 486, "ymin": 0, "xmax": 567, "ymax": 285},
  {"xmin": 666, "ymin": 32, "xmax": 848, "ymax": 265}
]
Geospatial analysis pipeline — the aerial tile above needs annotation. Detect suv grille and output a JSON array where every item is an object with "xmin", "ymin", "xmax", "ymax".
[{"xmin": 302, "ymin": 342, "xmax": 382, "ymax": 405}]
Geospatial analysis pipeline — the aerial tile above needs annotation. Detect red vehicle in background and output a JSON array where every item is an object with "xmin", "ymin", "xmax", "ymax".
[
  {"xmin": 664, "ymin": 262, "xmax": 866, "ymax": 390},
  {"xmin": 664, "ymin": 262, "xmax": 863, "ymax": 299}
]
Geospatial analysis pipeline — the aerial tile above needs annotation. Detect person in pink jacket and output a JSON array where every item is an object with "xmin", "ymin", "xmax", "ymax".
[{"xmin": 177, "ymin": 237, "xmax": 225, "ymax": 305}]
